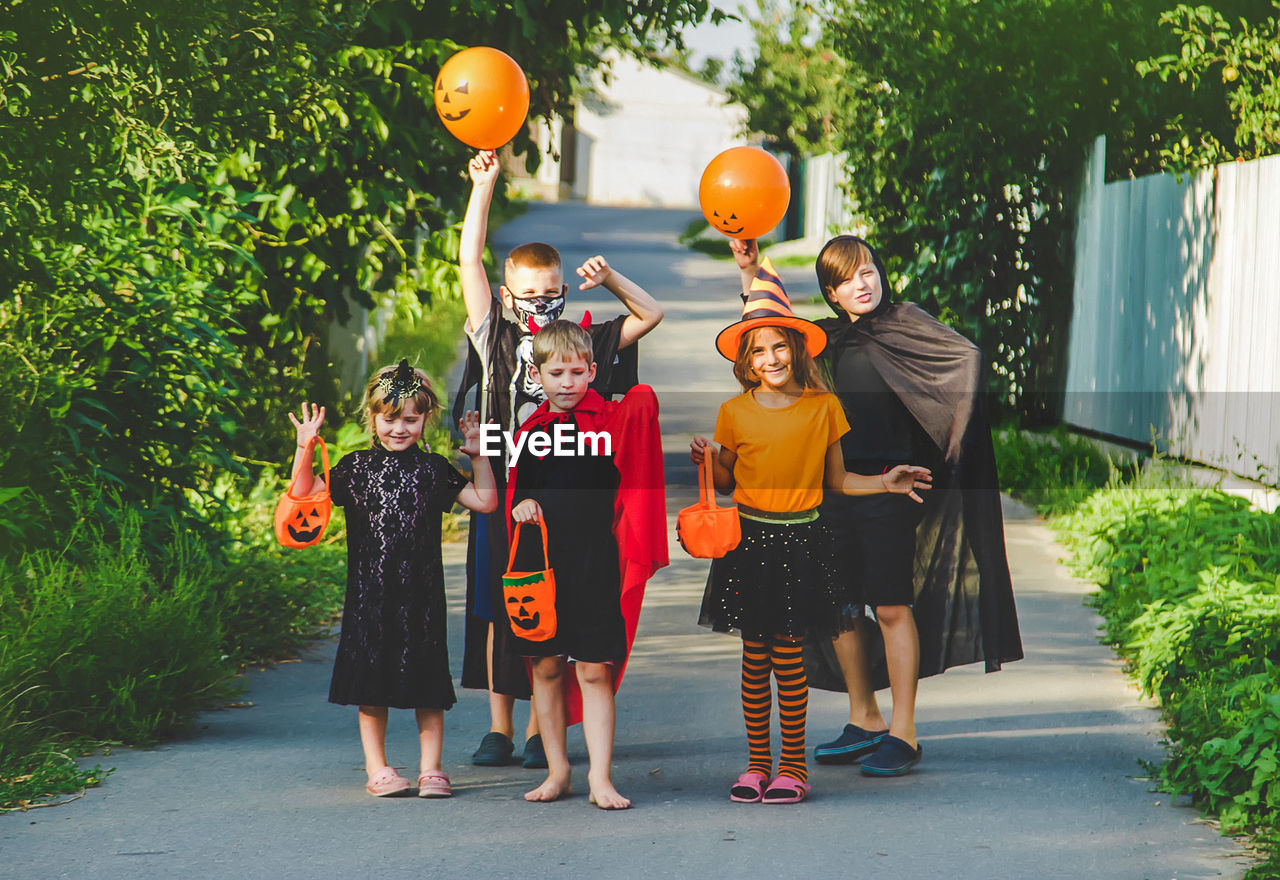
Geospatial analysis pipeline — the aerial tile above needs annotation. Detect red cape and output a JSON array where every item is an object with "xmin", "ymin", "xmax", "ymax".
[{"xmin": 505, "ymin": 386, "xmax": 668, "ymax": 725}]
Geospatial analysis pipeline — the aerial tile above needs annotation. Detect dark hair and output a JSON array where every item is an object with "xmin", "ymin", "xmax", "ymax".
[{"xmin": 731, "ymin": 324, "xmax": 827, "ymax": 393}]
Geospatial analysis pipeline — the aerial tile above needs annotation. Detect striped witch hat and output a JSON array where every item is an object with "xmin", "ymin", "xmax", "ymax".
[{"xmin": 714, "ymin": 257, "xmax": 827, "ymax": 360}]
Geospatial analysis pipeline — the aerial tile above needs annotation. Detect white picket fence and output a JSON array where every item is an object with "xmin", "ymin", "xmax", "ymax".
[{"xmin": 1065, "ymin": 136, "xmax": 1280, "ymax": 483}]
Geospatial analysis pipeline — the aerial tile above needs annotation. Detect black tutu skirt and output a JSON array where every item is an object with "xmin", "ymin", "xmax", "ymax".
[{"xmin": 698, "ymin": 514, "xmax": 860, "ymax": 641}]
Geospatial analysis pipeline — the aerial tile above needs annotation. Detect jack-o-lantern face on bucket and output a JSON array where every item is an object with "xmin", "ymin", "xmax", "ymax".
[
  {"xmin": 502, "ymin": 518, "xmax": 558, "ymax": 641},
  {"xmin": 273, "ymin": 436, "xmax": 333, "ymax": 550},
  {"xmin": 698, "ymin": 146, "xmax": 791, "ymax": 241},
  {"xmin": 501, "ymin": 570, "xmax": 557, "ymax": 641},
  {"xmin": 274, "ymin": 494, "xmax": 332, "ymax": 549},
  {"xmin": 287, "ymin": 508, "xmax": 325, "ymax": 545},
  {"xmin": 433, "ymin": 47, "xmax": 530, "ymax": 150},
  {"xmin": 501, "ymin": 516, "xmax": 559, "ymax": 643},
  {"xmin": 506, "ymin": 590, "xmax": 542, "ymax": 631}
]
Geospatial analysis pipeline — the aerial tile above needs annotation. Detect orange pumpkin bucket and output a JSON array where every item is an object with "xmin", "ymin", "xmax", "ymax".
[
  {"xmin": 274, "ymin": 436, "xmax": 332, "ymax": 549},
  {"xmin": 502, "ymin": 516, "xmax": 558, "ymax": 642},
  {"xmin": 677, "ymin": 455, "xmax": 741, "ymax": 558}
]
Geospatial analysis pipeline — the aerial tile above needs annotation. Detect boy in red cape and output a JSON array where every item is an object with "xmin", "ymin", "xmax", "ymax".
[{"xmin": 504, "ymin": 320, "xmax": 666, "ymax": 809}]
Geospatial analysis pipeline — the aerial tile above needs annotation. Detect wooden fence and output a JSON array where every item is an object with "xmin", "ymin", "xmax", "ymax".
[{"xmin": 1065, "ymin": 137, "xmax": 1280, "ymax": 483}]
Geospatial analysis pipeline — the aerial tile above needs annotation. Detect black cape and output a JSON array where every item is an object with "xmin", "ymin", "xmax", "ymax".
[
  {"xmin": 453, "ymin": 300, "xmax": 638, "ymax": 697},
  {"xmin": 804, "ymin": 240, "xmax": 1023, "ymax": 691}
]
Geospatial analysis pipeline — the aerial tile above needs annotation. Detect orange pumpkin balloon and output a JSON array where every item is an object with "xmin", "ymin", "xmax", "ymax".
[
  {"xmin": 434, "ymin": 47, "xmax": 530, "ymax": 149},
  {"xmin": 698, "ymin": 147, "xmax": 791, "ymax": 240}
]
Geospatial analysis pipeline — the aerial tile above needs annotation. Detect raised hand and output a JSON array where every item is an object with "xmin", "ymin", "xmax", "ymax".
[
  {"xmin": 457, "ymin": 410, "xmax": 489, "ymax": 458},
  {"xmin": 468, "ymin": 149, "xmax": 500, "ymax": 187},
  {"xmin": 288, "ymin": 403, "xmax": 326, "ymax": 448},
  {"xmin": 576, "ymin": 254, "xmax": 613, "ymax": 290},
  {"xmin": 882, "ymin": 465, "xmax": 933, "ymax": 503},
  {"xmin": 729, "ymin": 237, "xmax": 759, "ymax": 271}
]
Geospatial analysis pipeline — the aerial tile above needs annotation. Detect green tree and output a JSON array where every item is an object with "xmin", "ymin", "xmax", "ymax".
[
  {"xmin": 725, "ymin": 1, "xmax": 844, "ymax": 237},
  {"xmin": 808, "ymin": 0, "xmax": 1270, "ymax": 419},
  {"xmin": 0, "ymin": 0, "xmax": 714, "ymax": 551},
  {"xmin": 726, "ymin": 0, "xmax": 845, "ymax": 158},
  {"xmin": 1137, "ymin": 2, "xmax": 1280, "ymax": 169}
]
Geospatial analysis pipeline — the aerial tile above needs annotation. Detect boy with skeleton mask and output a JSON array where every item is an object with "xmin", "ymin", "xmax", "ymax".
[{"xmin": 453, "ymin": 149, "xmax": 664, "ymax": 768}]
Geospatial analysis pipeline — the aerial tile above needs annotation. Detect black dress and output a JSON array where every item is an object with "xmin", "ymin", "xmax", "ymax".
[{"xmin": 327, "ymin": 445, "xmax": 467, "ymax": 709}]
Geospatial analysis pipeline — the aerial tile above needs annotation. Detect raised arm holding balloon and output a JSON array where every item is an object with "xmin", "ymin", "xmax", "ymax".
[{"xmin": 441, "ymin": 45, "xmax": 665, "ymax": 768}]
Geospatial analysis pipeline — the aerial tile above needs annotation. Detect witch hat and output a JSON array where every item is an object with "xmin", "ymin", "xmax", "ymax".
[{"xmin": 714, "ymin": 257, "xmax": 827, "ymax": 360}]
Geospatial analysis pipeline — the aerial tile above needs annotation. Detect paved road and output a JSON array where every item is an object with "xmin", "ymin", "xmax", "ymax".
[{"xmin": 2, "ymin": 203, "xmax": 1252, "ymax": 879}]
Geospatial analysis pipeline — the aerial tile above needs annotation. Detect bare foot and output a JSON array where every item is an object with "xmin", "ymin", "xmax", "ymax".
[
  {"xmin": 587, "ymin": 778, "xmax": 631, "ymax": 810},
  {"xmin": 525, "ymin": 774, "xmax": 572, "ymax": 803}
]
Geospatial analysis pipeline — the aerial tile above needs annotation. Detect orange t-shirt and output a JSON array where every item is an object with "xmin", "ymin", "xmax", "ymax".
[{"xmin": 714, "ymin": 390, "xmax": 850, "ymax": 513}]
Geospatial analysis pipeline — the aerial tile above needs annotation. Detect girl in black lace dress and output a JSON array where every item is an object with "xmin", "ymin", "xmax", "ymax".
[{"xmin": 289, "ymin": 361, "xmax": 497, "ymax": 798}]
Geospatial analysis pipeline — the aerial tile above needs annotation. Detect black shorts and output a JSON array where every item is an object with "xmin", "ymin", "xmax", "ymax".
[{"xmin": 821, "ymin": 490, "xmax": 925, "ymax": 609}]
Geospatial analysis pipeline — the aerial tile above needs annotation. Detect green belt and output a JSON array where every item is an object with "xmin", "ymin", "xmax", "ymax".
[{"xmin": 737, "ymin": 505, "xmax": 820, "ymax": 525}]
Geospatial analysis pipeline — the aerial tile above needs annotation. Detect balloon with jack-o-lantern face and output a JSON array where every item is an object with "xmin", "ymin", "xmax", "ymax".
[
  {"xmin": 698, "ymin": 146, "xmax": 790, "ymax": 240},
  {"xmin": 434, "ymin": 46, "xmax": 530, "ymax": 150}
]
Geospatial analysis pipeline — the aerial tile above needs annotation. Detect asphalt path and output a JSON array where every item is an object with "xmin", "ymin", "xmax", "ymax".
[{"xmin": 2, "ymin": 203, "xmax": 1253, "ymax": 879}]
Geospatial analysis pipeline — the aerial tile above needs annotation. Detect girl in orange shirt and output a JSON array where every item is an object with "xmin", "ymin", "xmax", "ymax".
[{"xmin": 689, "ymin": 258, "xmax": 931, "ymax": 805}]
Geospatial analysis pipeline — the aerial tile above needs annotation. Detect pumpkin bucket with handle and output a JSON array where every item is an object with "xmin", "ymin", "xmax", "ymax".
[
  {"xmin": 502, "ymin": 515, "xmax": 558, "ymax": 642},
  {"xmin": 677, "ymin": 455, "xmax": 741, "ymax": 558},
  {"xmin": 274, "ymin": 435, "xmax": 333, "ymax": 549}
]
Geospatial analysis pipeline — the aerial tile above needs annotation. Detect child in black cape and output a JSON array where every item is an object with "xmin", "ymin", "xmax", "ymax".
[{"xmin": 731, "ymin": 235, "xmax": 1023, "ymax": 777}]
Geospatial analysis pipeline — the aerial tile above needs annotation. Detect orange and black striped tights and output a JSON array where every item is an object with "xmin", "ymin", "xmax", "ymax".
[{"xmin": 741, "ymin": 637, "xmax": 808, "ymax": 782}]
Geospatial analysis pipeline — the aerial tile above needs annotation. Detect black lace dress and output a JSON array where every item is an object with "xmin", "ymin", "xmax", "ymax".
[{"xmin": 327, "ymin": 444, "xmax": 467, "ymax": 709}]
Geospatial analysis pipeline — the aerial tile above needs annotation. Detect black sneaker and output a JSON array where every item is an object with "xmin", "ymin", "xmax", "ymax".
[
  {"xmin": 471, "ymin": 731, "xmax": 515, "ymax": 766},
  {"xmin": 859, "ymin": 735, "xmax": 922, "ymax": 776},
  {"xmin": 521, "ymin": 734, "xmax": 548, "ymax": 769},
  {"xmin": 813, "ymin": 724, "xmax": 889, "ymax": 764}
]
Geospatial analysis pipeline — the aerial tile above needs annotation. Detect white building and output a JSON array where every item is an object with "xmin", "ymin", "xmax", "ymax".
[{"xmin": 514, "ymin": 52, "xmax": 749, "ymax": 208}]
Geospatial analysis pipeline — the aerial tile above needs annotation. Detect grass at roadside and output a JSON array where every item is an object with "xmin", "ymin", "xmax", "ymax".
[{"xmin": 995, "ymin": 427, "xmax": 1280, "ymax": 877}]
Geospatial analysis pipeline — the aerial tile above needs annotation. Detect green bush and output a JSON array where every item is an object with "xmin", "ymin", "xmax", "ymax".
[
  {"xmin": 992, "ymin": 426, "xmax": 1136, "ymax": 516},
  {"xmin": 0, "ymin": 653, "xmax": 110, "ymax": 813},
  {"xmin": 1, "ymin": 509, "xmax": 237, "ymax": 744},
  {"xmin": 0, "ymin": 481, "xmax": 348, "ymax": 809},
  {"xmin": 997, "ymin": 431, "xmax": 1280, "ymax": 867},
  {"xmin": 1043, "ymin": 468, "xmax": 1280, "ymax": 862}
]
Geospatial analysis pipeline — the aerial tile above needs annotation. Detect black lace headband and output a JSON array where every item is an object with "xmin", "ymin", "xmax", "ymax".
[{"xmin": 377, "ymin": 359, "xmax": 423, "ymax": 407}]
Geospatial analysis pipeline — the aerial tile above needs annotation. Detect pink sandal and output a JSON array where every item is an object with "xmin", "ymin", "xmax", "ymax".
[
  {"xmin": 761, "ymin": 774, "xmax": 811, "ymax": 804},
  {"xmin": 729, "ymin": 770, "xmax": 769, "ymax": 803},
  {"xmin": 365, "ymin": 766, "xmax": 411, "ymax": 797},
  {"xmin": 417, "ymin": 771, "xmax": 452, "ymax": 799}
]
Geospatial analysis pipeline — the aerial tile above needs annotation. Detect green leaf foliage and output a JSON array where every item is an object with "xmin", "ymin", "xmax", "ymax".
[
  {"xmin": 0, "ymin": 0, "xmax": 712, "ymax": 551},
  {"xmin": 729, "ymin": 0, "xmax": 1273, "ymax": 421},
  {"xmin": 1053, "ymin": 471, "xmax": 1280, "ymax": 849},
  {"xmin": 998, "ymin": 431, "xmax": 1280, "ymax": 860},
  {"xmin": 1137, "ymin": 2, "xmax": 1280, "ymax": 170},
  {"xmin": 0, "ymin": 0, "xmax": 712, "ymax": 804}
]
